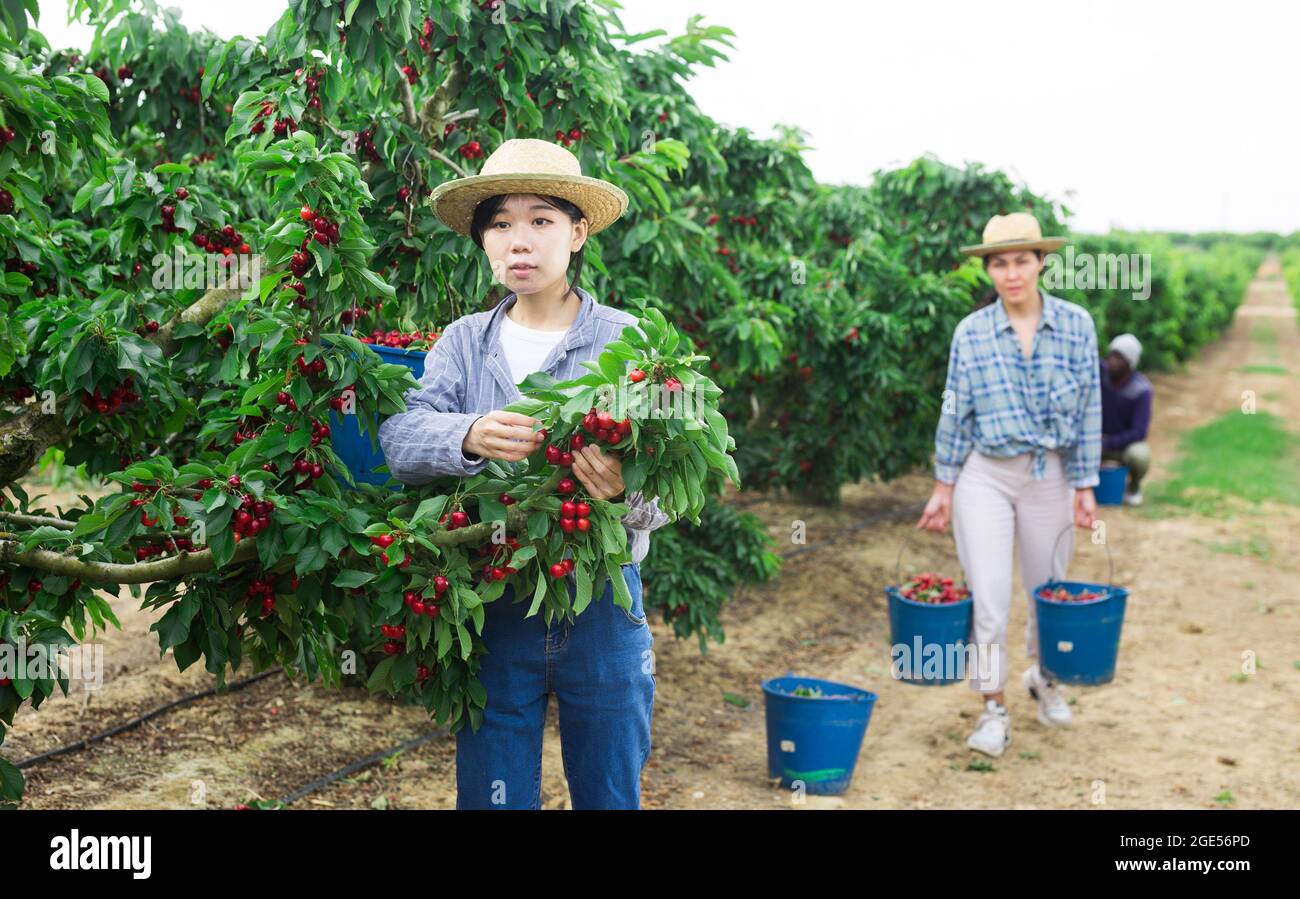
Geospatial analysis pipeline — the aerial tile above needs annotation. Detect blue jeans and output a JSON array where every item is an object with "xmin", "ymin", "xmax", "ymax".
[{"xmin": 455, "ymin": 561, "xmax": 656, "ymax": 809}]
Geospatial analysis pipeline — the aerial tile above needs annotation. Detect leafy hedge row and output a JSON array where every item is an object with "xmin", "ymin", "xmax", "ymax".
[
  {"xmin": 1281, "ymin": 244, "xmax": 1300, "ymax": 314},
  {"xmin": 1052, "ymin": 235, "xmax": 1260, "ymax": 372}
]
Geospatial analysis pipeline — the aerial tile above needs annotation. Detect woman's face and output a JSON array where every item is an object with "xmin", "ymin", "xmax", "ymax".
[
  {"xmin": 985, "ymin": 250, "xmax": 1044, "ymax": 306},
  {"xmin": 481, "ymin": 194, "xmax": 587, "ymax": 296}
]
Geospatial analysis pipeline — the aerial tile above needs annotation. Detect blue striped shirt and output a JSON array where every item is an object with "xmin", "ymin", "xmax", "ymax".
[
  {"xmin": 377, "ymin": 285, "xmax": 671, "ymax": 564},
  {"xmin": 934, "ymin": 291, "xmax": 1102, "ymax": 489}
]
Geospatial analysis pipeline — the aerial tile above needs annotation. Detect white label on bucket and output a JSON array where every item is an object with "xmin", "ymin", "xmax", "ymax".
[
  {"xmin": 1057, "ymin": 640, "xmax": 1074, "ymax": 652},
  {"xmin": 780, "ymin": 740, "xmax": 796, "ymax": 753}
]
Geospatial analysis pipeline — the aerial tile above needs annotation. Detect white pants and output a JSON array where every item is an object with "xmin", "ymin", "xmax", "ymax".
[{"xmin": 951, "ymin": 449, "xmax": 1074, "ymax": 694}]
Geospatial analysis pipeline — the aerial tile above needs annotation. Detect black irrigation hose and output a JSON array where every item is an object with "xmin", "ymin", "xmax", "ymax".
[
  {"xmin": 14, "ymin": 667, "xmax": 284, "ymax": 770},
  {"xmin": 777, "ymin": 502, "xmax": 926, "ymax": 559},
  {"xmin": 278, "ymin": 727, "xmax": 448, "ymax": 806}
]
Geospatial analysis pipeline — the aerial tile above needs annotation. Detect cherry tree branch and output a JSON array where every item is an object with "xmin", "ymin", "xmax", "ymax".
[
  {"xmin": 0, "ymin": 511, "xmax": 75, "ymax": 531},
  {"xmin": 0, "ymin": 536, "xmax": 261, "ymax": 584},
  {"xmin": 418, "ymin": 58, "xmax": 468, "ymax": 144}
]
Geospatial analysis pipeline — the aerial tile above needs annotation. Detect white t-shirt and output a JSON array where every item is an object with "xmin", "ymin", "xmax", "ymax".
[{"xmin": 499, "ymin": 311, "xmax": 568, "ymax": 387}]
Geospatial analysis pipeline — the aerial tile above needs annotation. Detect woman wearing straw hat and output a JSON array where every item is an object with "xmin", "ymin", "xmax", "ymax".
[
  {"xmin": 916, "ymin": 213, "xmax": 1101, "ymax": 758},
  {"xmin": 378, "ymin": 138, "xmax": 671, "ymax": 808}
]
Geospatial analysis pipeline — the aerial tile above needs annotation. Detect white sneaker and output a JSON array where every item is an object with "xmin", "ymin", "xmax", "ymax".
[
  {"xmin": 966, "ymin": 700, "xmax": 1011, "ymax": 757},
  {"xmin": 1123, "ymin": 488, "xmax": 1143, "ymax": 506},
  {"xmin": 1022, "ymin": 664, "xmax": 1072, "ymax": 727}
]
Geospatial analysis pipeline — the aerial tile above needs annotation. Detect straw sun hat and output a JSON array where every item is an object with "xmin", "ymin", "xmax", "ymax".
[
  {"xmin": 426, "ymin": 138, "xmax": 629, "ymax": 237},
  {"xmin": 959, "ymin": 212, "xmax": 1066, "ymax": 257}
]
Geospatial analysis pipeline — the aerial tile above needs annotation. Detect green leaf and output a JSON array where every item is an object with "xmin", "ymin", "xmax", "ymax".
[
  {"xmin": 604, "ymin": 557, "xmax": 633, "ymax": 612},
  {"xmin": 528, "ymin": 562, "xmax": 549, "ymax": 617},
  {"xmin": 366, "ymin": 656, "xmax": 395, "ymax": 692},
  {"xmin": 574, "ymin": 562, "xmax": 594, "ymax": 615},
  {"xmin": 0, "ymin": 756, "xmax": 25, "ymax": 803},
  {"xmin": 332, "ymin": 569, "xmax": 374, "ymax": 588}
]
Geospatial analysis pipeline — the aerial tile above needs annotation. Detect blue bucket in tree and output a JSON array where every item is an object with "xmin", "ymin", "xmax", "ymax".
[
  {"xmin": 329, "ymin": 342, "xmax": 425, "ymax": 489},
  {"xmin": 1094, "ymin": 463, "xmax": 1128, "ymax": 505},
  {"xmin": 885, "ymin": 530, "xmax": 974, "ymax": 685},
  {"xmin": 1033, "ymin": 525, "xmax": 1129, "ymax": 685},
  {"xmin": 761, "ymin": 674, "xmax": 877, "ymax": 795}
]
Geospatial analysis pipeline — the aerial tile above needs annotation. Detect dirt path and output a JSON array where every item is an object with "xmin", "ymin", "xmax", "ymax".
[{"xmin": 8, "ymin": 262, "xmax": 1298, "ymax": 809}]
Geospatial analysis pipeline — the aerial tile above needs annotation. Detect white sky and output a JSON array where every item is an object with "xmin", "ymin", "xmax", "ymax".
[{"xmin": 33, "ymin": 0, "xmax": 1300, "ymax": 234}]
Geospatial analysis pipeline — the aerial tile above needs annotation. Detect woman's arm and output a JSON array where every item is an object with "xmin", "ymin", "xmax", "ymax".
[
  {"xmin": 378, "ymin": 321, "xmax": 491, "ymax": 484},
  {"xmin": 933, "ymin": 328, "xmax": 974, "ymax": 485},
  {"xmin": 1062, "ymin": 323, "xmax": 1102, "ymax": 489},
  {"xmin": 621, "ymin": 489, "xmax": 671, "ymax": 532}
]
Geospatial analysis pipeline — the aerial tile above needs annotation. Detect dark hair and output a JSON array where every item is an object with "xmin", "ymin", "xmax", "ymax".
[
  {"xmin": 980, "ymin": 248, "xmax": 1043, "ymax": 270},
  {"xmin": 975, "ymin": 248, "xmax": 1044, "ymax": 309},
  {"xmin": 469, "ymin": 193, "xmax": 588, "ymax": 301}
]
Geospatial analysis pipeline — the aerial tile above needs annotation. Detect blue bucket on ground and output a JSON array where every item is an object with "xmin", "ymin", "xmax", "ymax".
[
  {"xmin": 760, "ymin": 674, "xmax": 877, "ymax": 795},
  {"xmin": 1034, "ymin": 581, "xmax": 1129, "ymax": 685},
  {"xmin": 329, "ymin": 342, "xmax": 426, "ymax": 489},
  {"xmin": 886, "ymin": 586, "xmax": 973, "ymax": 686},
  {"xmin": 1094, "ymin": 464, "xmax": 1128, "ymax": 505}
]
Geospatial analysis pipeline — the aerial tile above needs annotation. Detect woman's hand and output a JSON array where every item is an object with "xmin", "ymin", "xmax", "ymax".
[
  {"xmin": 917, "ymin": 481, "xmax": 954, "ymax": 533},
  {"xmin": 462, "ymin": 410, "xmax": 544, "ymax": 462},
  {"xmin": 570, "ymin": 444, "xmax": 625, "ymax": 501},
  {"xmin": 1073, "ymin": 487, "xmax": 1097, "ymax": 530}
]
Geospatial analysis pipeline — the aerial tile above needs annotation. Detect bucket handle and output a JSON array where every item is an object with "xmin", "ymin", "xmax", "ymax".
[
  {"xmin": 1049, "ymin": 522, "xmax": 1116, "ymax": 590},
  {"xmin": 893, "ymin": 527, "xmax": 965, "ymax": 588}
]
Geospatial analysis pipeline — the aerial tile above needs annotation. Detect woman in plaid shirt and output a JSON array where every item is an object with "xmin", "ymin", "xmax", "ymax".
[
  {"xmin": 379, "ymin": 140, "xmax": 669, "ymax": 809},
  {"xmin": 917, "ymin": 213, "xmax": 1101, "ymax": 758}
]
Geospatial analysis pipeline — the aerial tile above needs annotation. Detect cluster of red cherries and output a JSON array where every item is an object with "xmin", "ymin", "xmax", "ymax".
[
  {"xmin": 80, "ymin": 377, "xmax": 140, "ymax": 417},
  {"xmin": 475, "ymin": 536, "xmax": 524, "ymax": 582},
  {"xmin": 357, "ymin": 328, "xmax": 440, "ymax": 349},
  {"xmin": 553, "ymin": 126, "xmax": 584, "ymax": 147},
  {"xmin": 289, "ymin": 205, "xmax": 339, "ymax": 277},
  {"xmin": 190, "ymin": 218, "xmax": 252, "ymax": 260},
  {"xmin": 232, "ymin": 489, "xmax": 276, "ymax": 539}
]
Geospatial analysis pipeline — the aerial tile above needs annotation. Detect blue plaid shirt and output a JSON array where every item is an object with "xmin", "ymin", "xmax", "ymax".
[
  {"xmin": 934, "ymin": 291, "xmax": 1101, "ymax": 489},
  {"xmin": 378, "ymin": 286, "xmax": 671, "ymax": 564}
]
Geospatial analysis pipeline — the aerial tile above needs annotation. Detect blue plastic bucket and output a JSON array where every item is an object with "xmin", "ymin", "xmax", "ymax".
[
  {"xmin": 885, "ymin": 586, "xmax": 973, "ymax": 686},
  {"xmin": 1095, "ymin": 464, "xmax": 1128, "ymax": 505},
  {"xmin": 328, "ymin": 342, "xmax": 426, "ymax": 489},
  {"xmin": 760, "ymin": 674, "xmax": 877, "ymax": 795},
  {"xmin": 1034, "ymin": 580, "xmax": 1129, "ymax": 685}
]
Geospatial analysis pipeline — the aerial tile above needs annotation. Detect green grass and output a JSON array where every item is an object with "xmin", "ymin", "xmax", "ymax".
[
  {"xmin": 1195, "ymin": 535, "xmax": 1273, "ymax": 560},
  {"xmin": 1144, "ymin": 411, "xmax": 1300, "ymax": 513},
  {"xmin": 1251, "ymin": 320, "xmax": 1277, "ymax": 345},
  {"xmin": 1238, "ymin": 364, "xmax": 1289, "ymax": 375}
]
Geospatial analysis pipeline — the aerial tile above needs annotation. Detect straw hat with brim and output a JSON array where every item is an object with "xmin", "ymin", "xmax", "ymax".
[
  {"xmin": 426, "ymin": 138, "xmax": 628, "ymax": 237},
  {"xmin": 959, "ymin": 212, "xmax": 1066, "ymax": 257}
]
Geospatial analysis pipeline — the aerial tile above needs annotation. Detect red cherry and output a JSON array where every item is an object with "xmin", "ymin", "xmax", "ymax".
[
  {"xmin": 575, "ymin": 518, "xmax": 590, "ymax": 533},
  {"xmin": 629, "ymin": 369, "xmax": 646, "ymax": 383},
  {"xmin": 550, "ymin": 563, "xmax": 567, "ymax": 579},
  {"xmin": 575, "ymin": 502, "xmax": 591, "ymax": 518}
]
